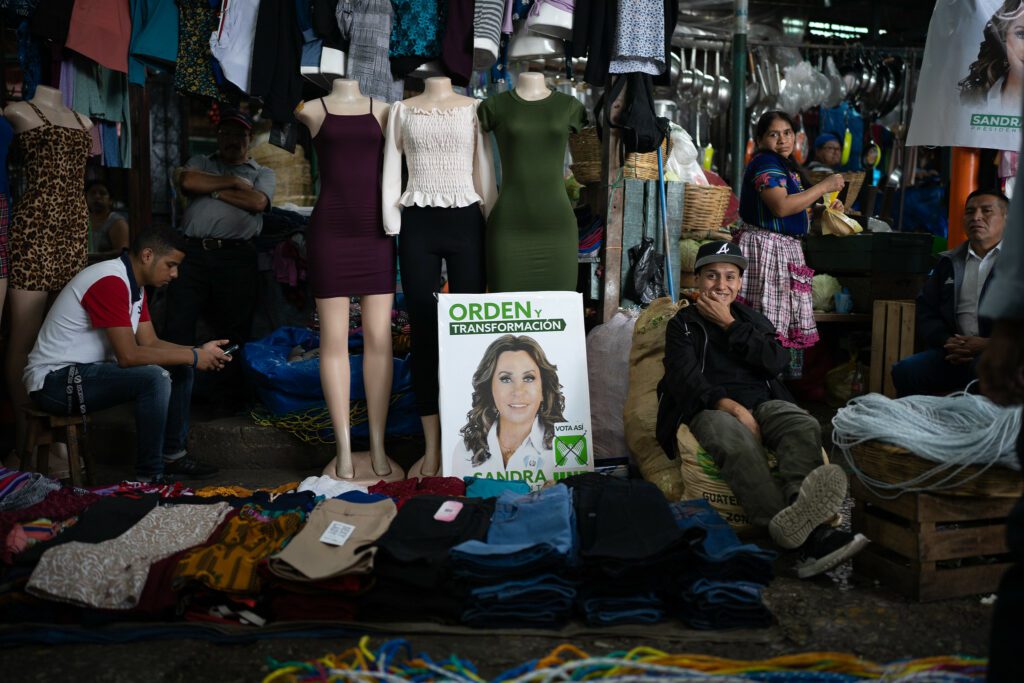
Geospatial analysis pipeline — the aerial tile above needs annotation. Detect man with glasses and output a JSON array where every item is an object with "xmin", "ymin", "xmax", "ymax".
[
  {"xmin": 892, "ymin": 189, "xmax": 1007, "ymax": 396},
  {"xmin": 163, "ymin": 109, "xmax": 275, "ymax": 410}
]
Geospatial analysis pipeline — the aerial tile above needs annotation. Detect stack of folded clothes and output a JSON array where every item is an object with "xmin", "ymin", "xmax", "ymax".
[
  {"xmin": 450, "ymin": 485, "xmax": 578, "ymax": 627},
  {"xmin": 360, "ymin": 494, "xmax": 494, "ymax": 623},
  {"xmin": 563, "ymin": 474, "xmax": 705, "ymax": 626},
  {"xmin": 668, "ymin": 499, "xmax": 776, "ymax": 629}
]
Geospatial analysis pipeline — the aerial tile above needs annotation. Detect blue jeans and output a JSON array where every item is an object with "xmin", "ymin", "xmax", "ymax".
[
  {"xmin": 30, "ymin": 363, "xmax": 193, "ymax": 479},
  {"xmin": 892, "ymin": 348, "xmax": 978, "ymax": 397}
]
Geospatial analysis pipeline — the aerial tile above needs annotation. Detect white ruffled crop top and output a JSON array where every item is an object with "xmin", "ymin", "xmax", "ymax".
[{"xmin": 381, "ymin": 101, "xmax": 497, "ymax": 235}]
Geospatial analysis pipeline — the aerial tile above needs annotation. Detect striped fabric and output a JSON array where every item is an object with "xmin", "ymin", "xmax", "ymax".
[
  {"xmin": 337, "ymin": 0, "xmax": 404, "ymax": 103},
  {"xmin": 473, "ymin": 0, "xmax": 505, "ymax": 69},
  {"xmin": 737, "ymin": 228, "xmax": 819, "ymax": 350},
  {"xmin": 0, "ymin": 467, "xmax": 32, "ymax": 503}
]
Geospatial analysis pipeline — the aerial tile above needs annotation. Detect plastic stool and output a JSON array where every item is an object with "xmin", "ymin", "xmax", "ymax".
[{"xmin": 21, "ymin": 408, "xmax": 93, "ymax": 486}]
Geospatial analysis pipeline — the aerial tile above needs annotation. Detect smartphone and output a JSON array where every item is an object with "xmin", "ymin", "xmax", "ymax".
[
  {"xmin": 222, "ymin": 343, "xmax": 239, "ymax": 357},
  {"xmin": 433, "ymin": 500, "xmax": 463, "ymax": 522}
]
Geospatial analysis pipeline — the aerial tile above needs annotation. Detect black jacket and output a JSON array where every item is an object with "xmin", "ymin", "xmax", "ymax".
[
  {"xmin": 916, "ymin": 242, "xmax": 995, "ymax": 349},
  {"xmin": 655, "ymin": 302, "xmax": 794, "ymax": 459}
]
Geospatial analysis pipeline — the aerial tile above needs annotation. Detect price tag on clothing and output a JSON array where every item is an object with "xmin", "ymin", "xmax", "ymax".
[{"xmin": 319, "ymin": 521, "xmax": 356, "ymax": 547}]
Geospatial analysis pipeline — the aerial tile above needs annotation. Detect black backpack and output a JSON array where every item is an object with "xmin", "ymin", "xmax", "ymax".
[{"xmin": 594, "ymin": 72, "xmax": 671, "ymax": 155}]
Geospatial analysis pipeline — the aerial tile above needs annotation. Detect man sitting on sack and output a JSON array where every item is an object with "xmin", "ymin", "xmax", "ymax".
[
  {"xmin": 891, "ymin": 188, "xmax": 1006, "ymax": 397},
  {"xmin": 656, "ymin": 241, "xmax": 868, "ymax": 578}
]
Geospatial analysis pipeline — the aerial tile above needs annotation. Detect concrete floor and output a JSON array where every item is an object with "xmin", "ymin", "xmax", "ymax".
[{"xmin": 0, "ymin": 405, "xmax": 999, "ymax": 681}]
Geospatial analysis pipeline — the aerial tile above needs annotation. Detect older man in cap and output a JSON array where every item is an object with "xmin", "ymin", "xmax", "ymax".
[
  {"xmin": 163, "ymin": 109, "xmax": 276, "ymax": 407},
  {"xmin": 656, "ymin": 241, "xmax": 868, "ymax": 579}
]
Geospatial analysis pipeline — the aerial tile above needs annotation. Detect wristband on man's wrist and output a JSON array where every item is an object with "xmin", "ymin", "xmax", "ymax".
[{"xmin": 191, "ymin": 348, "xmax": 199, "ymax": 369}]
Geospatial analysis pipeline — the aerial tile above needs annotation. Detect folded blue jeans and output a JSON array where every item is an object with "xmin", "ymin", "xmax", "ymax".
[
  {"xmin": 580, "ymin": 593, "xmax": 664, "ymax": 626},
  {"xmin": 450, "ymin": 486, "xmax": 577, "ymax": 575}
]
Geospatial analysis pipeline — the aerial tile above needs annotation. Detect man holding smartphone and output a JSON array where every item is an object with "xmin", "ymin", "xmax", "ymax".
[{"xmin": 23, "ymin": 228, "xmax": 228, "ymax": 482}]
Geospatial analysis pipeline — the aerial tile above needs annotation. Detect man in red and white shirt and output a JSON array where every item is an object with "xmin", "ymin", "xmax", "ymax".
[{"xmin": 25, "ymin": 228, "xmax": 229, "ymax": 482}]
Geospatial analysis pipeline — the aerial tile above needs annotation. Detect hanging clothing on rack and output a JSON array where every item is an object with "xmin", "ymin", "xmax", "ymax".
[
  {"xmin": 571, "ymin": 0, "xmax": 615, "ymax": 87},
  {"xmin": 128, "ymin": 0, "xmax": 179, "ymax": 86},
  {"xmin": 175, "ymin": 0, "xmax": 224, "ymax": 100},
  {"xmin": 209, "ymin": 0, "xmax": 260, "ymax": 93},
  {"xmin": 336, "ymin": 0, "xmax": 404, "ymax": 103},
  {"xmin": 608, "ymin": 0, "xmax": 665, "ymax": 76},
  {"xmin": 72, "ymin": 58, "xmax": 132, "ymax": 168},
  {"xmin": 249, "ymin": 0, "xmax": 303, "ymax": 122},
  {"xmin": 389, "ymin": 0, "xmax": 445, "ymax": 78},
  {"xmin": 65, "ymin": 0, "xmax": 132, "ymax": 73},
  {"xmin": 440, "ymin": 0, "xmax": 474, "ymax": 86}
]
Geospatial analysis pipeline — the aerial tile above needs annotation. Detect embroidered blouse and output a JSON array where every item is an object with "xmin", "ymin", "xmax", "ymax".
[{"xmin": 739, "ymin": 151, "xmax": 810, "ymax": 236}]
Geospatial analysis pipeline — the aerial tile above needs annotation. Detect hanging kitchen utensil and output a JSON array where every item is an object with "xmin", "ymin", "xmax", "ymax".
[
  {"xmin": 715, "ymin": 49, "xmax": 731, "ymax": 113},
  {"xmin": 840, "ymin": 106, "xmax": 853, "ymax": 166}
]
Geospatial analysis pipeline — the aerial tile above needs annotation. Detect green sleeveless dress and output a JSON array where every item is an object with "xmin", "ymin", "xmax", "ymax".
[{"xmin": 477, "ymin": 90, "xmax": 587, "ymax": 292}]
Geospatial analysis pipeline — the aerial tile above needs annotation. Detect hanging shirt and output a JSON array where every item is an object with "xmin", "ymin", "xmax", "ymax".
[
  {"xmin": 956, "ymin": 244, "xmax": 1000, "ymax": 337},
  {"xmin": 65, "ymin": 0, "xmax": 132, "ymax": 73},
  {"xmin": 209, "ymin": 0, "xmax": 260, "ymax": 93}
]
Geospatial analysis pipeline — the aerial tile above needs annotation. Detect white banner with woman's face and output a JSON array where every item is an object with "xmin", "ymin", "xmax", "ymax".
[
  {"xmin": 438, "ymin": 292, "xmax": 593, "ymax": 490},
  {"xmin": 907, "ymin": 0, "xmax": 1024, "ymax": 149}
]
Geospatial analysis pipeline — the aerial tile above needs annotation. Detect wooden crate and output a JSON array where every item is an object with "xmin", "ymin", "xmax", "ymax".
[
  {"xmin": 851, "ymin": 479, "xmax": 1015, "ymax": 601},
  {"xmin": 869, "ymin": 300, "xmax": 915, "ymax": 397}
]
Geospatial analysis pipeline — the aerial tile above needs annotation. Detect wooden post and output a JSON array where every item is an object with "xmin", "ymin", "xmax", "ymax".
[
  {"xmin": 600, "ymin": 87, "xmax": 626, "ymax": 322},
  {"xmin": 128, "ymin": 83, "xmax": 152, "ymax": 238}
]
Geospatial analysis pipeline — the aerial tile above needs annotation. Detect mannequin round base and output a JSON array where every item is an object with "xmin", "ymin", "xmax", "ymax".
[
  {"xmin": 406, "ymin": 455, "xmax": 443, "ymax": 480},
  {"xmin": 321, "ymin": 452, "xmax": 405, "ymax": 485}
]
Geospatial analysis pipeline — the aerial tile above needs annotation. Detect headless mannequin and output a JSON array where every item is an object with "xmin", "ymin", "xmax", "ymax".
[
  {"xmin": 400, "ymin": 77, "xmax": 477, "ymax": 479},
  {"xmin": 514, "ymin": 72, "xmax": 552, "ymax": 101},
  {"xmin": 296, "ymin": 79, "xmax": 402, "ymax": 483},
  {"xmin": 3, "ymin": 86, "xmax": 93, "ymax": 467},
  {"xmin": 403, "ymin": 76, "xmax": 476, "ymax": 110}
]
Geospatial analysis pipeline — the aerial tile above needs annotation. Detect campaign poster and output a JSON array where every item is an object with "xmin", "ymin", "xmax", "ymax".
[
  {"xmin": 907, "ymin": 0, "xmax": 1024, "ymax": 149},
  {"xmin": 438, "ymin": 292, "xmax": 594, "ymax": 490}
]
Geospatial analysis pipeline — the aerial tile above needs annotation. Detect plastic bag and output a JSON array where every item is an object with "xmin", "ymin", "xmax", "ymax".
[
  {"xmin": 586, "ymin": 310, "xmax": 640, "ymax": 462},
  {"xmin": 666, "ymin": 124, "xmax": 708, "ymax": 185},
  {"xmin": 819, "ymin": 191, "xmax": 862, "ymax": 236},
  {"xmin": 628, "ymin": 236, "xmax": 667, "ymax": 305},
  {"xmin": 825, "ymin": 353, "xmax": 868, "ymax": 408}
]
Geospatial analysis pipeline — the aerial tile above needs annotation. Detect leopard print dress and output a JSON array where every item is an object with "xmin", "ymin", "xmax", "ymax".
[{"xmin": 8, "ymin": 102, "xmax": 91, "ymax": 291}]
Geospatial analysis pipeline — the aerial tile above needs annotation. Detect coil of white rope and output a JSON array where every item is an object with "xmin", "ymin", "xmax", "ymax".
[{"xmin": 831, "ymin": 390, "xmax": 1021, "ymax": 499}]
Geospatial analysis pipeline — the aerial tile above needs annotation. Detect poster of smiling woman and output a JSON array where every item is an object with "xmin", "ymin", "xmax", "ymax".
[
  {"xmin": 438, "ymin": 292, "xmax": 594, "ymax": 489},
  {"xmin": 908, "ymin": 0, "xmax": 1024, "ymax": 148}
]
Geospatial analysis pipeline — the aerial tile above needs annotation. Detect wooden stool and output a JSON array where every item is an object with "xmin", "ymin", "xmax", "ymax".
[{"xmin": 21, "ymin": 408, "xmax": 93, "ymax": 486}]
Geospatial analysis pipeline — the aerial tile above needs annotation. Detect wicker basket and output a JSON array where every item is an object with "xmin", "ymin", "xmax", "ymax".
[
  {"xmin": 681, "ymin": 184, "xmax": 732, "ymax": 231},
  {"xmin": 568, "ymin": 127, "xmax": 602, "ymax": 184},
  {"xmin": 808, "ymin": 170, "xmax": 866, "ymax": 213},
  {"xmin": 622, "ymin": 136, "xmax": 672, "ymax": 181},
  {"xmin": 850, "ymin": 441, "xmax": 1024, "ymax": 498}
]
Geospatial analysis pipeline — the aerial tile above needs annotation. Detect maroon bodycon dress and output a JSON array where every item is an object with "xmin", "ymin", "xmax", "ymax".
[{"xmin": 307, "ymin": 98, "xmax": 396, "ymax": 298}]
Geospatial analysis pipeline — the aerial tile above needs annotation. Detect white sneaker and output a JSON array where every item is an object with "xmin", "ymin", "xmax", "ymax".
[{"xmin": 769, "ymin": 464, "xmax": 848, "ymax": 549}]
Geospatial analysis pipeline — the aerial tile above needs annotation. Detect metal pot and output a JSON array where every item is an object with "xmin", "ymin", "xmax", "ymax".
[{"xmin": 654, "ymin": 99, "xmax": 679, "ymax": 123}]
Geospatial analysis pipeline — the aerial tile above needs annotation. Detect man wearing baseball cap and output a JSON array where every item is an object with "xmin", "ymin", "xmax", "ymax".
[
  {"xmin": 163, "ymin": 108, "xmax": 276, "ymax": 410},
  {"xmin": 656, "ymin": 240, "xmax": 868, "ymax": 579}
]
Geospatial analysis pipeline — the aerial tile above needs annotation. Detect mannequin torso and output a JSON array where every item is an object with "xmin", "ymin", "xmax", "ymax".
[
  {"xmin": 4, "ymin": 86, "xmax": 94, "ymax": 133},
  {"xmin": 296, "ymin": 78, "xmax": 389, "ymax": 138},
  {"xmin": 402, "ymin": 76, "xmax": 475, "ymax": 110},
  {"xmin": 514, "ymin": 72, "xmax": 552, "ymax": 102}
]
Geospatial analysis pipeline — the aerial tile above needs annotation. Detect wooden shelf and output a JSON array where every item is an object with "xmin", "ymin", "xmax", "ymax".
[{"xmin": 814, "ymin": 313, "xmax": 871, "ymax": 323}]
